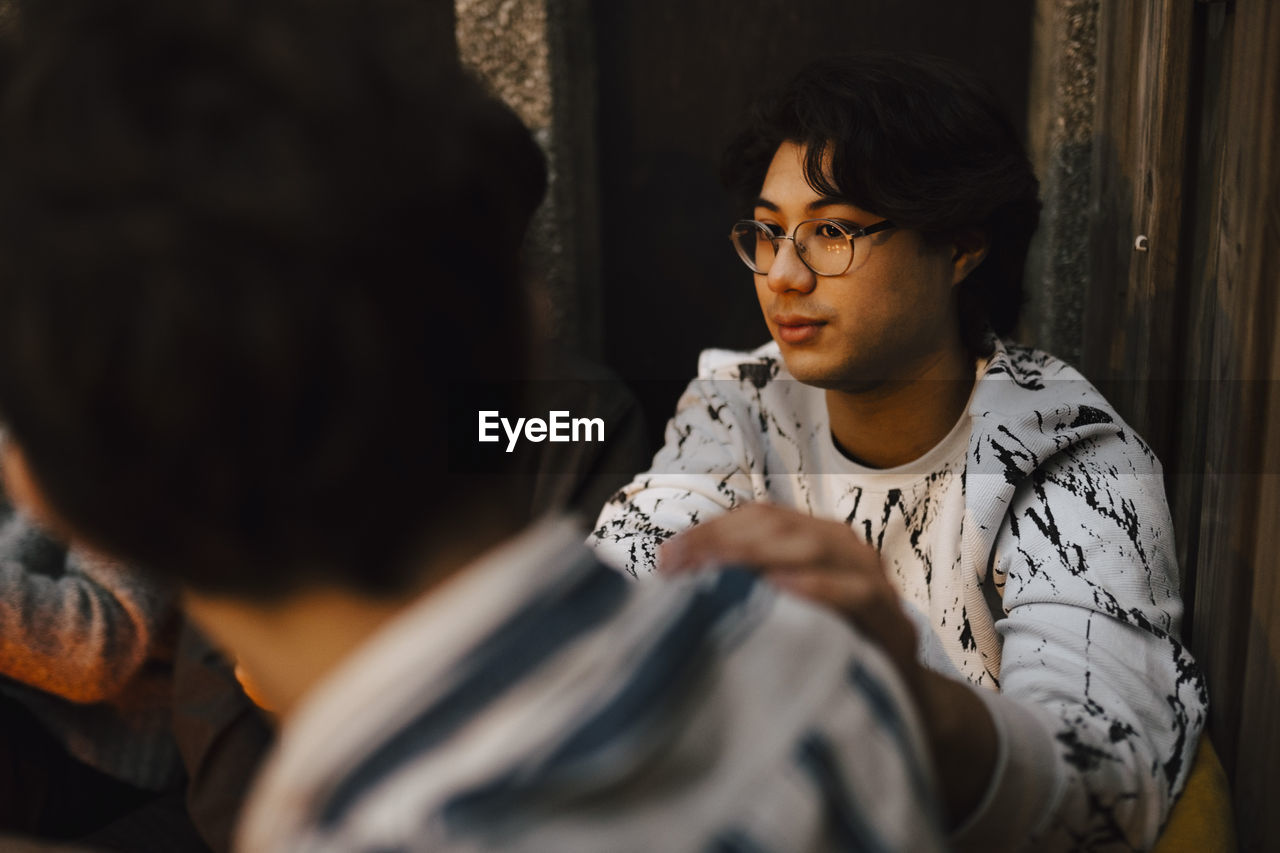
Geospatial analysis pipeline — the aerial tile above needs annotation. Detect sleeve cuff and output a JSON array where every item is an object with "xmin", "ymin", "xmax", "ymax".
[{"xmin": 949, "ymin": 687, "xmax": 1065, "ymax": 850}]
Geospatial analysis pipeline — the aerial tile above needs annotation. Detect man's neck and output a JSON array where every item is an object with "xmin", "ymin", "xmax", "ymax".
[
  {"xmin": 186, "ymin": 587, "xmax": 413, "ymax": 718},
  {"xmin": 824, "ymin": 343, "xmax": 976, "ymax": 470},
  {"xmin": 185, "ymin": 518, "xmax": 522, "ymax": 719}
]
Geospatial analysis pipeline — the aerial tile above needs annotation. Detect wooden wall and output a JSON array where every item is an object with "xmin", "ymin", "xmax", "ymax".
[{"xmin": 1084, "ymin": 2, "xmax": 1280, "ymax": 849}]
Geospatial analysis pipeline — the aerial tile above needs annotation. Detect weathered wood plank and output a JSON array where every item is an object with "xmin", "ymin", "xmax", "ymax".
[
  {"xmin": 1084, "ymin": 0, "xmax": 1195, "ymax": 464},
  {"xmin": 1086, "ymin": 10, "xmax": 1280, "ymax": 847},
  {"xmin": 1181, "ymin": 0, "xmax": 1253, "ymax": 785},
  {"xmin": 1221, "ymin": 2, "xmax": 1280, "ymax": 845},
  {"xmin": 1172, "ymin": 0, "xmax": 1233, "ymax": 647}
]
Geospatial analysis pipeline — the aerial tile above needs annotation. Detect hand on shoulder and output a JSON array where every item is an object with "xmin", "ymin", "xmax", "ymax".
[{"xmin": 659, "ymin": 502, "xmax": 919, "ymax": 682}]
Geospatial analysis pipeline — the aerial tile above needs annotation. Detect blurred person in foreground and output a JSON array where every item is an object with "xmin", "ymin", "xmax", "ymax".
[
  {"xmin": 590, "ymin": 54, "xmax": 1207, "ymax": 850},
  {"xmin": 0, "ymin": 2, "xmax": 947, "ymax": 850}
]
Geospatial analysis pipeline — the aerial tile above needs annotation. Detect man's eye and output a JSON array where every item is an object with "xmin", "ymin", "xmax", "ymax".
[
  {"xmin": 815, "ymin": 222, "xmax": 849, "ymax": 239},
  {"xmin": 761, "ymin": 223, "xmax": 785, "ymax": 238}
]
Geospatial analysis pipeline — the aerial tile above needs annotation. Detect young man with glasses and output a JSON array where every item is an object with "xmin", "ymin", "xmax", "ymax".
[
  {"xmin": 0, "ymin": 5, "xmax": 956, "ymax": 850},
  {"xmin": 591, "ymin": 54, "xmax": 1206, "ymax": 850}
]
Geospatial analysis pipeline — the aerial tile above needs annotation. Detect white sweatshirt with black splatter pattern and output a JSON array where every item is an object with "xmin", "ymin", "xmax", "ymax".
[{"xmin": 590, "ymin": 338, "xmax": 1207, "ymax": 852}]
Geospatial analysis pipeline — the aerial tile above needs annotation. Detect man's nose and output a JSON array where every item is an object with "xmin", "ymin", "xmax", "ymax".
[{"xmin": 765, "ymin": 239, "xmax": 817, "ymax": 294}]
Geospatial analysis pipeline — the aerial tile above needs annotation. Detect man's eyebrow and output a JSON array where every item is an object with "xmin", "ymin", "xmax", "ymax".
[
  {"xmin": 806, "ymin": 195, "xmax": 854, "ymax": 212},
  {"xmin": 750, "ymin": 196, "xmax": 856, "ymax": 213}
]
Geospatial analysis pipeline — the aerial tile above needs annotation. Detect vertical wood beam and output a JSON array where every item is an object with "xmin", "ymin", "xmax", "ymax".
[
  {"xmin": 1085, "ymin": 0, "xmax": 1195, "ymax": 454},
  {"xmin": 1214, "ymin": 2, "xmax": 1280, "ymax": 846}
]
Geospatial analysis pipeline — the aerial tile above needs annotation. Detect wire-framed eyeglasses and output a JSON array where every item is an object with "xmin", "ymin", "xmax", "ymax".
[{"xmin": 729, "ymin": 218, "xmax": 896, "ymax": 277}]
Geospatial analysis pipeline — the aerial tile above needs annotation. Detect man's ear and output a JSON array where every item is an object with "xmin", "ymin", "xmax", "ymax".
[
  {"xmin": 950, "ymin": 229, "xmax": 990, "ymax": 285},
  {"xmin": 1, "ymin": 438, "xmax": 75, "ymax": 540}
]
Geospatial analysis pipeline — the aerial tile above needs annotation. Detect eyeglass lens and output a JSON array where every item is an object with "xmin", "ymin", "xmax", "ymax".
[{"xmin": 731, "ymin": 220, "xmax": 852, "ymax": 276}]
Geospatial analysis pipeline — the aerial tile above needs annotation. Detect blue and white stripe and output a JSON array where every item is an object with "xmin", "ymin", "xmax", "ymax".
[{"xmin": 238, "ymin": 521, "xmax": 943, "ymax": 852}]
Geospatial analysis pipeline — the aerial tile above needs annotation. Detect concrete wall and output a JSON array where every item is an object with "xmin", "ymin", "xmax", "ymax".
[
  {"xmin": 1023, "ymin": 0, "xmax": 1099, "ymax": 368},
  {"xmin": 455, "ymin": 0, "xmax": 601, "ymax": 358}
]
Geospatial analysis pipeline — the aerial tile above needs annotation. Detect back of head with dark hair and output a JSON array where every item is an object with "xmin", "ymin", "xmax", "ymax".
[
  {"xmin": 721, "ymin": 53, "xmax": 1041, "ymax": 352},
  {"xmin": 0, "ymin": 0, "xmax": 548, "ymax": 600}
]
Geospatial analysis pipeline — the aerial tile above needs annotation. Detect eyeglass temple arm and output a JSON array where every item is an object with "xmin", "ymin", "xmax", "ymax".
[{"xmin": 856, "ymin": 220, "xmax": 896, "ymax": 238}]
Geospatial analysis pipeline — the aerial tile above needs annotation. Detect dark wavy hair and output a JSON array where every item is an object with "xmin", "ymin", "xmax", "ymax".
[
  {"xmin": 721, "ymin": 53, "xmax": 1040, "ymax": 353},
  {"xmin": 0, "ymin": 0, "xmax": 547, "ymax": 600}
]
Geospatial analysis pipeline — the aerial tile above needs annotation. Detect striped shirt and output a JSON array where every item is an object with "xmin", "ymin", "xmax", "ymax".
[{"xmin": 237, "ymin": 520, "xmax": 945, "ymax": 852}]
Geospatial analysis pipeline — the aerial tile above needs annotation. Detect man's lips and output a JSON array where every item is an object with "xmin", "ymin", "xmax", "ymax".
[{"xmin": 773, "ymin": 315, "xmax": 827, "ymax": 344}]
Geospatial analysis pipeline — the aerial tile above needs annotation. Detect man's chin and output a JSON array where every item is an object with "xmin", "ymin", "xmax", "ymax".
[
  {"xmin": 799, "ymin": 376, "xmax": 888, "ymax": 394},
  {"xmin": 778, "ymin": 353, "xmax": 887, "ymax": 394}
]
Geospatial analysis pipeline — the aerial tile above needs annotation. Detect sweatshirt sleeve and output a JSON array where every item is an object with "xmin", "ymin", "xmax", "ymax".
[
  {"xmin": 588, "ymin": 373, "xmax": 765, "ymax": 578},
  {"xmin": 957, "ymin": 433, "xmax": 1207, "ymax": 851},
  {"xmin": 0, "ymin": 509, "xmax": 176, "ymax": 703}
]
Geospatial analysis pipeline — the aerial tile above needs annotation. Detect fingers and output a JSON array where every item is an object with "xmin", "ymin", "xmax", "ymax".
[
  {"xmin": 771, "ymin": 568, "xmax": 878, "ymax": 611},
  {"xmin": 772, "ymin": 568, "xmax": 901, "ymax": 633},
  {"xmin": 662, "ymin": 503, "xmax": 921, "ymax": 679},
  {"xmin": 774, "ymin": 569, "xmax": 918, "ymax": 674},
  {"xmin": 659, "ymin": 502, "xmax": 876, "ymax": 576}
]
